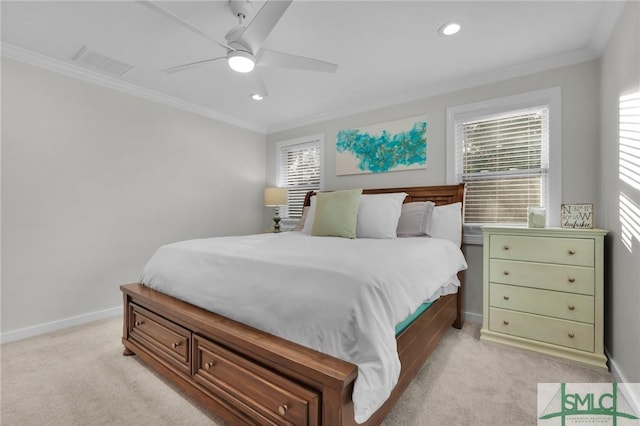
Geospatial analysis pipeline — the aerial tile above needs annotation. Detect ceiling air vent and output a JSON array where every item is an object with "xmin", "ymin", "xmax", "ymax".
[{"xmin": 72, "ymin": 46, "xmax": 133, "ymax": 77}]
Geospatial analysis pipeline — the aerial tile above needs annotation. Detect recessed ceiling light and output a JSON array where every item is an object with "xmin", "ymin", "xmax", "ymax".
[
  {"xmin": 439, "ymin": 22, "xmax": 461, "ymax": 36},
  {"xmin": 251, "ymin": 93, "xmax": 264, "ymax": 101}
]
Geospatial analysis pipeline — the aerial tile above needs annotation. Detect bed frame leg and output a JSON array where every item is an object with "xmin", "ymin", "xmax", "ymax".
[
  {"xmin": 453, "ymin": 270, "xmax": 464, "ymax": 329},
  {"xmin": 453, "ymin": 317, "xmax": 463, "ymax": 329},
  {"xmin": 123, "ymin": 347, "xmax": 135, "ymax": 356}
]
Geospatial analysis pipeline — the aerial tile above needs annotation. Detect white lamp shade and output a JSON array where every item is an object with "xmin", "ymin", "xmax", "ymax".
[{"xmin": 264, "ymin": 187, "xmax": 288, "ymax": 206}]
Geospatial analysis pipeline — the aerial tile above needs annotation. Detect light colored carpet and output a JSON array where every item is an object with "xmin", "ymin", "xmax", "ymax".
[{"xmin": 1, "ymin": 317, "xmax": 612, "ymax": 425}]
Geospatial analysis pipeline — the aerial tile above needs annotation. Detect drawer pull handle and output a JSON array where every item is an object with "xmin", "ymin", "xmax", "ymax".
[
  {"xmin": 568, "ymin": 249, "xmax": 576, "ymax": 255},
  {"xmin": 171, "ymin": 342, "xmax": 181, "ymax": 349},
  {"xmin": 503, "ymin": 320, "xmax": 509, "ymax": 325},
  {"xmin": 568, "ymin": 277, "xmax": 576, "ymax": 283},
  {"xmin": 134, "ymin": 320, "xmax": 144, "ymax": 327},
  {"xmin": 204, "ymin": 361, "xmax": 214, "ymax": 369},
  {"xmin": 278, "ymin": 405, "xmax": 288, "ymax": 416},
  {"xmin": 503, "ymin": 271, "xmax": 510, "ymax": 276},
  {"xmin": 568, "ymin": 305, "xmax": 575, "ymax": 311},
  {"xmin": 503, "ymin": 245, "xmax": 510, "ymax": 251},
  {"xmin": 568, "ymin": 332, "xmax": 575, "ymax": 338},
  {"xmin": 503, "ymin": 296, "xmax": 510, "ymax": 300}
]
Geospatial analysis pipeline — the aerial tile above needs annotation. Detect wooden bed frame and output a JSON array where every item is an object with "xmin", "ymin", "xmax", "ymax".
[{"xmin": 121, "ymin": 183, "xmax": 465, "ymax": 425}]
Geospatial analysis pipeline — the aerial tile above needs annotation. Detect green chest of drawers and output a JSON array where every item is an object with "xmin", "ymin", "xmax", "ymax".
[{"xmin": 480, "ymin": 226, "xmax": 609, "ymax": 370}]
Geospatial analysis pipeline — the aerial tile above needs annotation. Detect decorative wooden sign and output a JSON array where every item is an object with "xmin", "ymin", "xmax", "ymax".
[{"xmin": 561, "ymin": 204, "xmax": 594, "ymax": 229}]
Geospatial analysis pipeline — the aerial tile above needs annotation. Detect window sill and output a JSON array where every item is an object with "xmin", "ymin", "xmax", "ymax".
[
  {"xmin": 463, "ymin": 233, "xmax": 483, "ymax": 246},
  {"xmin": 462, "ymin": 224, "xmax": 483, "ymax": 246}
]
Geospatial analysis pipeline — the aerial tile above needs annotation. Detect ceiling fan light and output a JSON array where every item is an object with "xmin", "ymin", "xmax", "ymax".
[
  {"xmin": 227, "ymin": 50, "xmax": 255, "ymax": 73},
  {"xmin": 439, "ymin": 22, "xmax": 461, "ymax": 36}
]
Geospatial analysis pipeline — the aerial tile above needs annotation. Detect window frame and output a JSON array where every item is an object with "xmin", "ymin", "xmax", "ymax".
[
  {"xmin": 275, "ymin": 133, "xmax": 324, "ymax": 222},
  {"xmin": 446, "ymin": 87, "xmax": 562, "ymax": 245}
]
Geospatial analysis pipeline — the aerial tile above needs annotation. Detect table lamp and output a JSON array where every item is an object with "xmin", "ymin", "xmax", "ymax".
[{"xmin": 264, "ymin": 187, "xmax": 288, "ymax": 233}]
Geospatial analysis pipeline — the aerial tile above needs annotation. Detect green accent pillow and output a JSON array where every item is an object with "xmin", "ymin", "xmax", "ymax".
[{"xmin": 311, "ymin": 189, "xmax": 363, "ymax": 238}]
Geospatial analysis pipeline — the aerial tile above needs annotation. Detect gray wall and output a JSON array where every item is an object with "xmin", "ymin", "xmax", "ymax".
[
  {"xmin": 267, "ymin": 60, "xmax": 601, "ymax": 321},
  {"xmin": 599, "ymin": 1, "xmax": 640, "ymax": 383},
  {"xmin": 1, "ymin": 58, "xmax": 266, "ymax": 335}
]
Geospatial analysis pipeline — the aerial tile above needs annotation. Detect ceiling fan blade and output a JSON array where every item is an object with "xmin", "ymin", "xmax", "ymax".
[
  {"xmin": 162, "ymin": 57, "xmax": 225, "ymax": 74},
  {"xmin": 137, "ymin": 1, "xmax": 234, "ymax": 51},
  {"xmin": 234, "ymin": 0, "xmax": 292, "ymax": 52},
  {"xmin": 242, "ymin": 71, "xmax": 269, "ymax": 98},
  {"xmin": 257, "ymin": 49, "xmax": 338, "ymax": 73}
]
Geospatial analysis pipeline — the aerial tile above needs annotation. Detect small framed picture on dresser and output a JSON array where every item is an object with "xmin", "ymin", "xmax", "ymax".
[{"xmin": 561, "ymin": 203, "xmax": 594, "ymax": 229}]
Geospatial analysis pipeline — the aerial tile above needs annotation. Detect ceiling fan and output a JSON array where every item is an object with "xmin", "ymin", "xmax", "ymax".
[{"xmin": 138, "ymin": 0, "xmax": 338, "ymax": 98}]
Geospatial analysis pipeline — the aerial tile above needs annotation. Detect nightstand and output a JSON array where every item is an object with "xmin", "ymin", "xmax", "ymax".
[{"xmin": 480, "ymin": 226, "xmax": 608, "ymax": 370}]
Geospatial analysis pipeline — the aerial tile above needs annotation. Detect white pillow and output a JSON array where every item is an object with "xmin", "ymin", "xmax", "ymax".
[
  {"xmin": 396, "ymin": 201, "xmax": 435, "ymax": 237},
  {"xmin": 301, "ymin": 196, "xmax": 317, "ymax": 234},
  {"xmin": 356, "ymin": 193, "xmax": 407, "ymax": 239},
  {"xmin": 426, "ymin": 202, "xmax": 462, "ymax": 246}
]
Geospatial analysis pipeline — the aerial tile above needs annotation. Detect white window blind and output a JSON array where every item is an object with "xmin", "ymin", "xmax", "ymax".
[
  {"xmin": 455, "ymin": 107, "xmax": 549, "ymax": 224},
  {"xmin": 277, "ymin": 139, "xmax": 321, "ymax": 218}
]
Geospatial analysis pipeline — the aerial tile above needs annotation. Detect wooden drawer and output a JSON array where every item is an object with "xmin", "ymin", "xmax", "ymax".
[
  {"xmin": 489, "ymin": 283, "xmax": 594, "ymax": 323},
  {"xmin": 489, "ymin": 259, "xmax": 594, "ymax": 295},
  {"xmin": 489, "ymin": 308, "xmax": 594, "ymax": 352},
  {"xmin": 490, "ymin": 235, "xmax": 594, "ymax": 267},
  {"xmin": 193, "ymin": 335, "xmax": 319, "ymax": 426},
  {"xmin": 128, "ymin": 303, "xmax": 190, "ymax": 374}
]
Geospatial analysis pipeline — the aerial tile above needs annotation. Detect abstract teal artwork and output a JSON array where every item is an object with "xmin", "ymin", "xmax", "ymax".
[{"xmin": 335, "ymin": 115, "xmax": 427, "ymax": 175}]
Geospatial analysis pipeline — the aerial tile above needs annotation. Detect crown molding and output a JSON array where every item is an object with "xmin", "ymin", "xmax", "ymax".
[
  {"xmin": 1, "ymin": 43, "xmax": 267, "ymax": 134},
  {"xmin": 1, "ymin": 41, "xmax": 606, "ymax": 137},
  {"xmin": 266, "ymin": 47, "xmax": 598, "ymax": 134}
]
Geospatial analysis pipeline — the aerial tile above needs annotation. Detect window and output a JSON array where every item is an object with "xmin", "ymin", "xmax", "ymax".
[
  {"xmin": 447, "ymin": 88, "xmax": 561, "ymax": 244},
  {"xmin": 276, "ymin": 134, "xmax": 323, "ymax": 219}
]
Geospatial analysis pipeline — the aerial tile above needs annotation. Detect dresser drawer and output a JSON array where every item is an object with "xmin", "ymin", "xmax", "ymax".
[
  {"xmin": 489, "ymin": 259, "xmax": 594, "ymax": 295},
  {"xmin": 490, "ymin": 235, "xmax": 594, "ymax": 267},
  {"xmin": 129, "ymin": 304, "xmax": 190, "ymax": 374},
  {"xmin": 489, "ymin": 283, "xmax": 594, "ymax": 323},
  {"xmin": 194, "ymin": 335, "xmax": 319, "ymax": 426},
  {"xmin": 489, "ymin": 308, "xmax": 594, "ymax": 352}
]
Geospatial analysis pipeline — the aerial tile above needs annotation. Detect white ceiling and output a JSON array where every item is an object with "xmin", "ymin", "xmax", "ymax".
[{"xmin": 1, "ymin": 1, "xmax": 625, "ymax": 134}]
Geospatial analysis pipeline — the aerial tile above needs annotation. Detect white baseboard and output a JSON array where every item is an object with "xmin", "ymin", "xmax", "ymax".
[
  {"xmin": 464, "ymin": 311, "xmax": 483, "ymax": 324},
  {"xmin": 0, "ymin": 306, "xmax": 121, "ymax": 344},
  {"xmin": 606, "ymin": 350, "xmax": 640, "ymax": 415}
]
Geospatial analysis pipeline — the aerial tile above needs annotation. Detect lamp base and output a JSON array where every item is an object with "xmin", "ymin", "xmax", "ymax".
[{"xmin": 272, "ymin": 207, "xmax": 282, "ymax": 233}]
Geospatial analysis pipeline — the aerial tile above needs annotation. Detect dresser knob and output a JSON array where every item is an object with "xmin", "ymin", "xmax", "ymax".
[
  {"xmin": 568, "ymin": 277, "xmax": 576, "ymax": 283},
  {"xmin": 278, "ymin": 404, "xmax": 288, "ymax": 416},
  {"xmin": 503, "ymin": 320, "xmax": 509, "ymax": 325},
  {"xmin": 503, "ymin": 245, "xmax": 510, "ymax": 251},
  {"xmin": 568, "ymin": 332, "xmax": 575, "ymax": 338},
  {"xmin": 172, "ymin": 342, "xmax": 181, "ymax": 348},
  {"xmin": 204, "ymin": 361, "xmax": 214, "ymax": 369},
  {"xmin": 503, "ymin": 296, "xmax": 510, "ymax": 300},
  {"xmin": 134, "ymin": 320, "xmax": 144, "ymax": 327},
  {"xmin": 568, "ymin": 305, "xmax": 576, "ymax": 311},
  {"xmin": 568, "ymin": 249, "xmax": 576, "ymax": 255},
  {"xmin": 503, "ymin": 271, "xmax": 510, "ymax": 276}
]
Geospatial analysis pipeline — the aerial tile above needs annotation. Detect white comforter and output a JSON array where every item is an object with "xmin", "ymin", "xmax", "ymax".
[{"xmin": 140, "ymin": 232, "xmax": 467, "ymax": 423}]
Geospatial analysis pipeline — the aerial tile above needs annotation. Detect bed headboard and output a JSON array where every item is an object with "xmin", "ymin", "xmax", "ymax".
[{"xmin": 303, "ymin": 183, "xmax": 465, "ymax": 208}]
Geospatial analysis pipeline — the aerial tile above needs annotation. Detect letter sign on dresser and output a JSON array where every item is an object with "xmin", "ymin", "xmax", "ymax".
[{"xmin": 480, "ymin": 226, "xmax": 609, "ymax": 370}]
